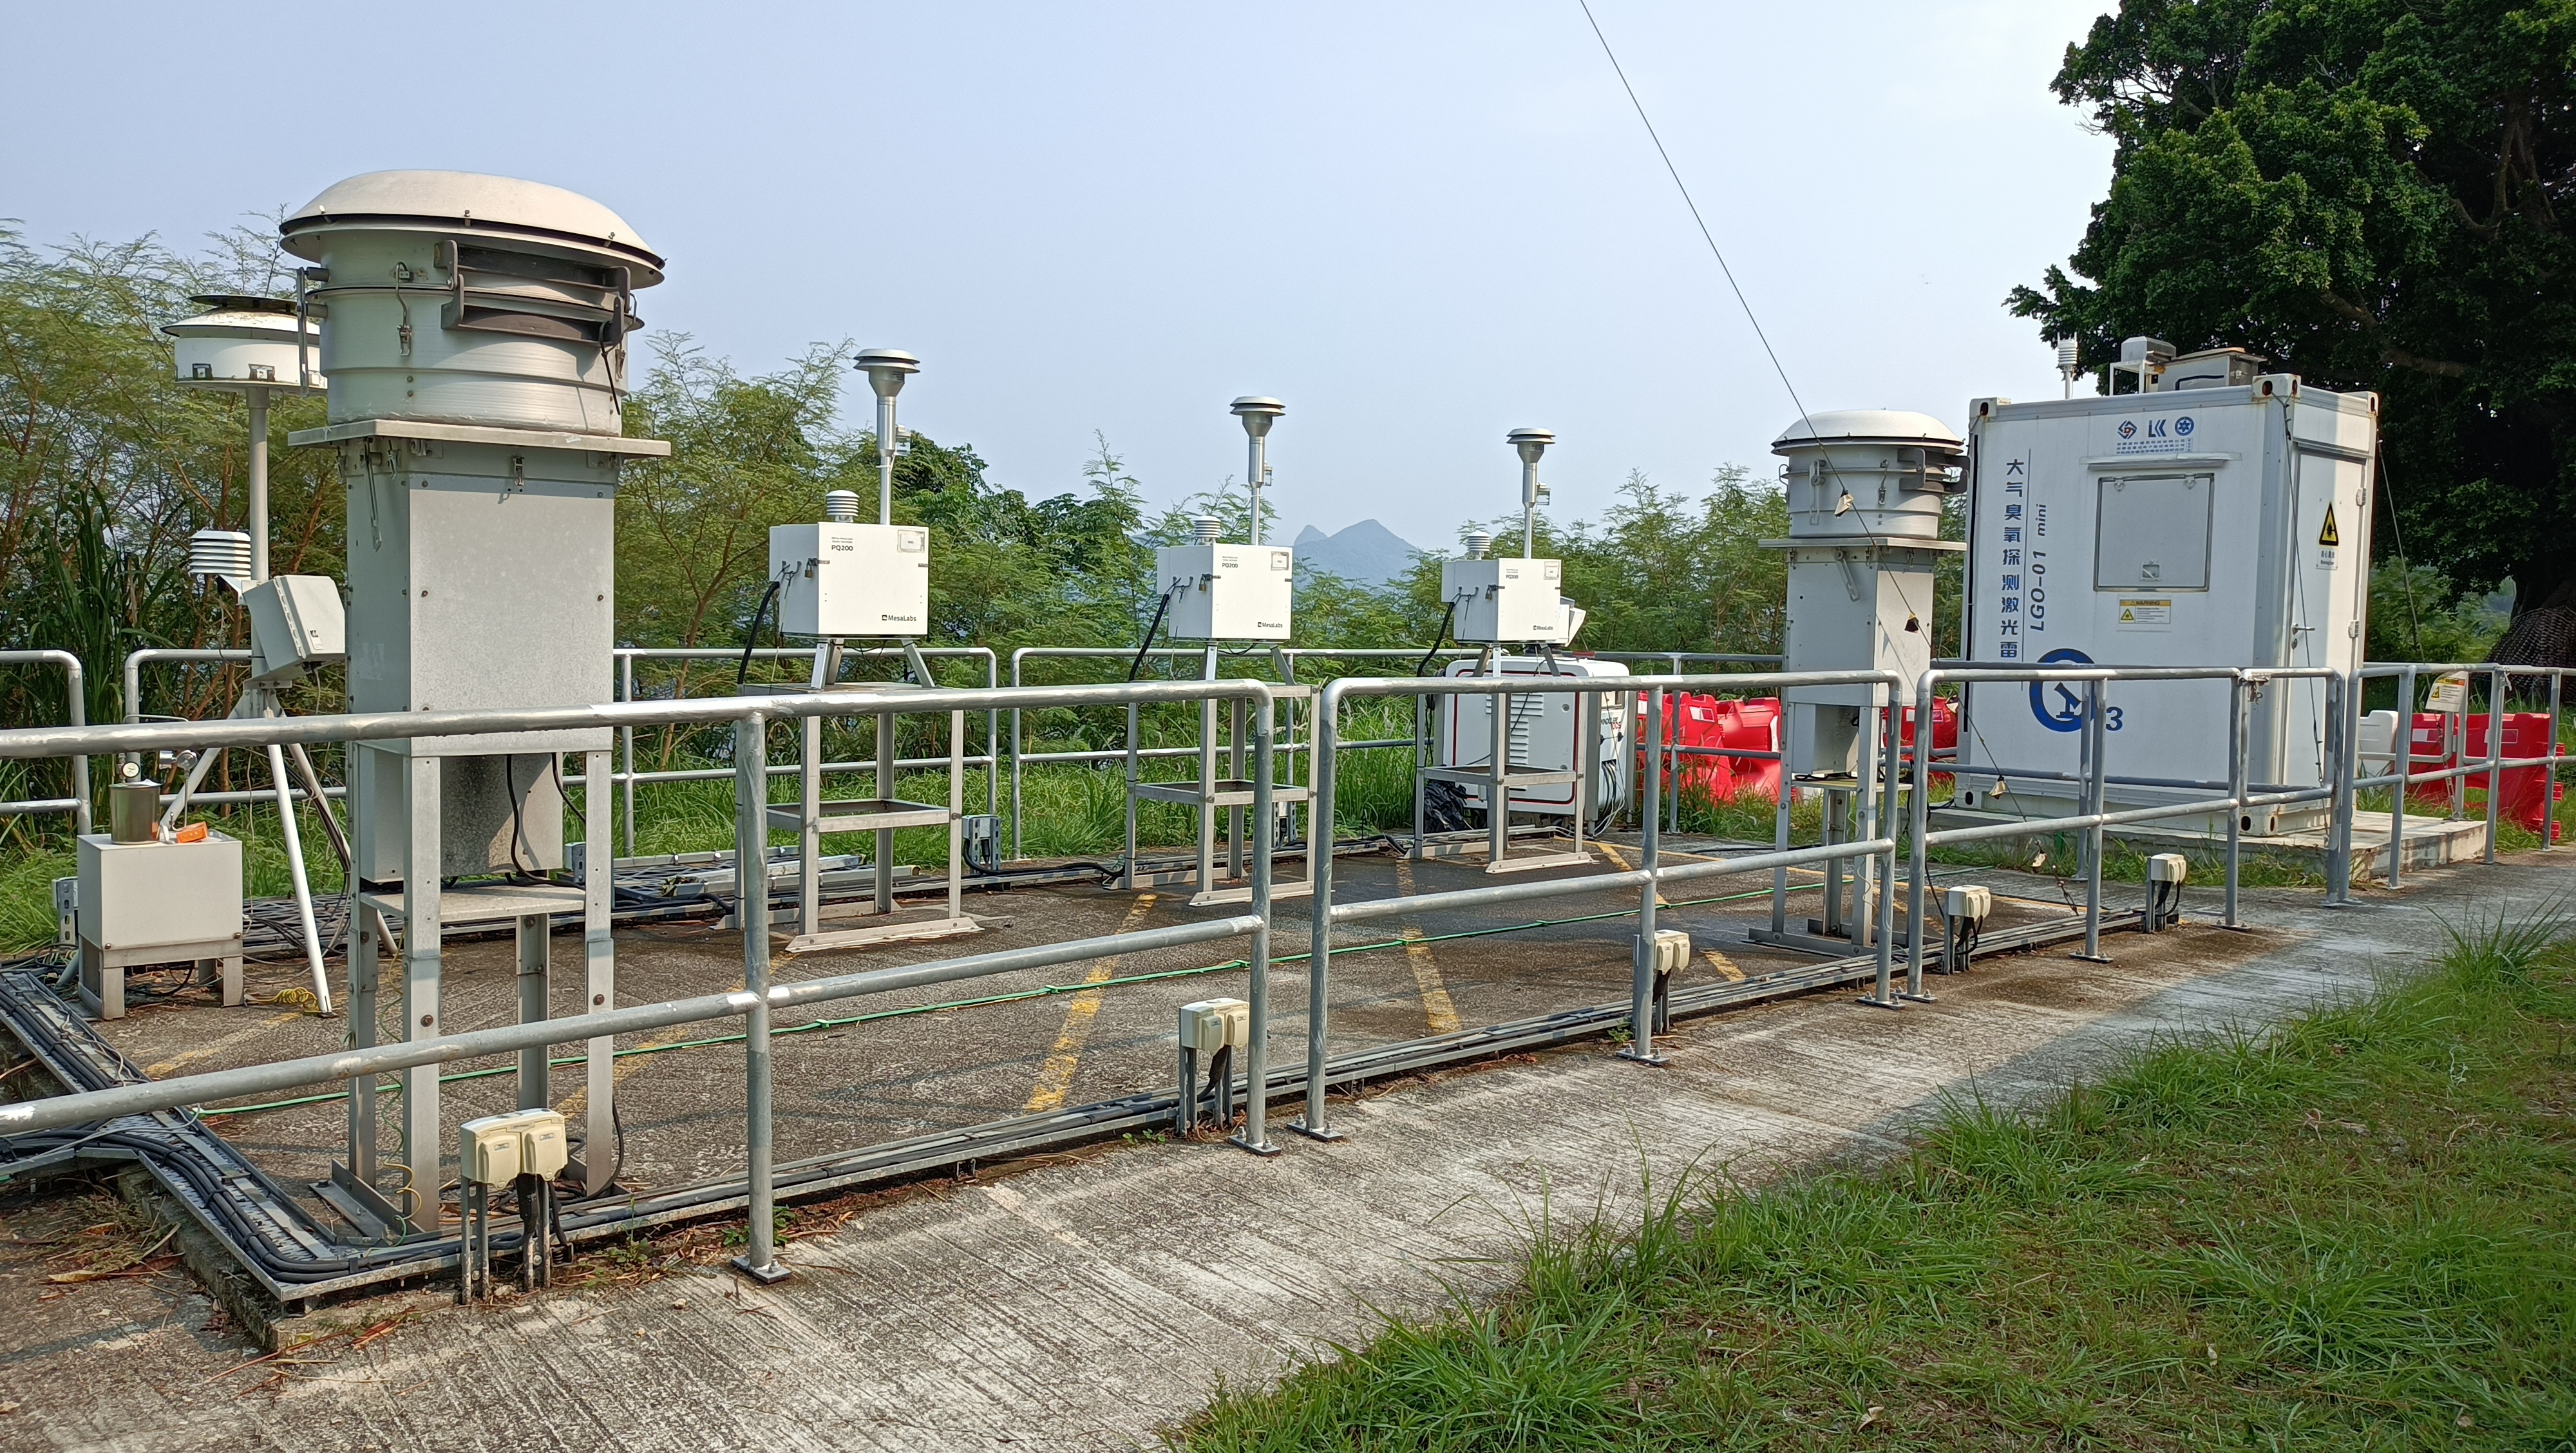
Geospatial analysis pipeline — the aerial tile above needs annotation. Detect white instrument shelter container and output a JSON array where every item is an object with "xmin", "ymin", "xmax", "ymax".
[
  {"xmin": 1441, "ymin": 556, "xmax": 1570, "ymax": 645},
  {"xmin": 1960, "ymin": 374, "xmax": 2378, "ymax": 831},
  {"xmin": 770, "ymin": 522, "xmax": 929, "ymax": 637},
  {"xmin": 1157, "ymin": 542, "xmax": 1293, "ymax": 641},
  {"xmin": 1435, "ymin": 656, "xmax": 1631, "ymax": 814}
]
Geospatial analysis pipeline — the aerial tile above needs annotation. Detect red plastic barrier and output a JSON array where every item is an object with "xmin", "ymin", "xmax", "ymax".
[
  {"xmin": 2402, "ymin": 712, "xmax": 2563, "ymax": 839},
  {"xmin": 1643, "ymin": 694, "xmax": 1781, "ymax": 805}
]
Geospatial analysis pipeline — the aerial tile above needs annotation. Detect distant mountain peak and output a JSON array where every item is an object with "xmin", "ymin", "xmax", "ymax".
[{"xmin": 1287, "ymin": 518, "xmax": 1420, "ymax": 589}]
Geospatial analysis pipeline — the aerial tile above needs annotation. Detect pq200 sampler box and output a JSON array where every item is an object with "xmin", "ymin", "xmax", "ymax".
[
  {"xmin": 1156, "ymin": 542, "xmax": 1294, "ymax": 641},
  {"xmin": 1959, "ymin": 360, "xmax": 2378, "ymax": 833}
]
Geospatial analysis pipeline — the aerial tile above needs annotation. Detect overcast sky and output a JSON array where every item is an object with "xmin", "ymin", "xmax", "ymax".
[{"xmin": 5, "ymin": 1, "xmax": 2114, "ymax": 548}]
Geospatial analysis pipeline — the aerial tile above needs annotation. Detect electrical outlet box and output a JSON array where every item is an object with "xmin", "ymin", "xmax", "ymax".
[
  {"xmin": 770, "ymin": 522, "xmax": 930, "ymax": 637},
  {"xmin": 242, "ymin": 575, "xmax": 346, "ymax": 687},
  {"xmin": 1177, "ymin": 998, "xmax": 1251, "ymax": 1054},
  {"xmin": 52, "ymin": 877, "xmax": 78, "ymax": 946},
  {"xmin": 1440, "ymin": 558, "xmax": 1569, "ymax": 644},
  {"xmin": 2145, "ymin": 853, "xmax": 2190, "ymax": 884},
  {"xmin": 76, "ymin": 832, "xmax": 242, "ymax": 953},
  {"xmin": 1156, "ymin": 544, "xmax": 1292, "ymax": 641},
  {"xmin": 1647, "ymin": 927, "xmax": 1690, "ymax": 974},
  {"xmin": 1942, "ymin": 884, "xmax": 1993, "ymax": 921},
  {"xmin": 460, "ymin": 1108, "xmax": 568, "ymax": 1185}
]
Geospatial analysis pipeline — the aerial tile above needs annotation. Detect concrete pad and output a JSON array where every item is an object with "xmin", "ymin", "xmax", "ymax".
[{"xmin": 3, "ymin": 849, "xmax": 2568, "ymax": 1451}]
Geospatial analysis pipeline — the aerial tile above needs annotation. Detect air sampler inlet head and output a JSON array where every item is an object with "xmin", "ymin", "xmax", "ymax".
[
  {"xmin": 1190, "ymin": 515, "xmax": 1222, "ymax": 546},
  {"xmin": 823, "ymin": 489, "xmax": 861, "ymax": 524},
  {"xmin": 1463, "ymin": 529, "xmax": 1493, "ymax": 560}
]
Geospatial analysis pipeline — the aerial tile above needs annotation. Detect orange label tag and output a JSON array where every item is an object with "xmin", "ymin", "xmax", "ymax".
[{"xmin": 172, "ymin": 822, "xmax": 209, "ymax": 843}]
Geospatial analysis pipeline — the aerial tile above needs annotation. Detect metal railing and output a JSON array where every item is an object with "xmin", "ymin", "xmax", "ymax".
[
  {"xmin": 0, "ymin": 651, "xmax": 89, "ymax": 831},
  {"xmin": 0, "ymin": 674, "xmax": 1280, "ymax": 1282},
  {"xmin": 1294, "ymin": 669, "xmax": 1907, "ymax": 1137},
  {"xmin": 2327, "ymin": 663, "xmax": 2556, "ymax": 897}
]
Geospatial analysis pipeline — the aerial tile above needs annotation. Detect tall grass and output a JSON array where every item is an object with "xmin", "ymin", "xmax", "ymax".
[{"xmin": 1180, "ymin": 906, "xmax": 2576, "ymax": 1448}]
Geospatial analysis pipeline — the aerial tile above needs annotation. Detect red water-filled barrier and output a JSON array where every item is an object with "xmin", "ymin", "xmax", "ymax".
[
  {"xmin": 1640, "ymin": 695, "xmax": 1958, "ymax": 806},
  {"xmin": 2401, "ymin": 712, "xmax": 2564, "ymax": 839}
]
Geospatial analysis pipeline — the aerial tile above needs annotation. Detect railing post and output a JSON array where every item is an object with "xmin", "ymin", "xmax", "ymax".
[
  {"xmin": 1622, "ymin": 686, "xmax": 1666, "ymax": 1061},
  {"xmin": 2390, "ymin": 666, "xmax": 2416, "ymax": 888},
  {"xmin": 732, "ymin": 711, "xmax": 787, "ymax": 1284},
  {"xmin": 2484, "ymin": 665, "xmax": 2505, "ymax": 864},
  {"xmin": 1904, "ymin": 673, "xmax": 1937, "ymax": 1000},
  {"xmin": 2324, "ymin": 670, "xmax": 2356, "ymax": 905},
  {"xmin": 2079, "ymin": 678, "xmax": 2107, "ymax": 961},
  {"xmin": 1291, "ymin": 683, "xmax": 1343, "ymax": 1141},
  {"xmin": 2224, "ymin": 674, "xmax": 2247, "ymax": 928},
  {"xmin": 1874, "ymin": 690, "xmax": 1903, "ymax": 994},
  {"xmin": 619, "ymin": 652, "xmax": 637, "ymax": 860},
  {"xmin": 2548, "ymin": 671, "xmax": 2565, "ymax": 850},
  {"xmin": 1234, "ymin": 689, "xmax": 1279, "ymax": 1156}
]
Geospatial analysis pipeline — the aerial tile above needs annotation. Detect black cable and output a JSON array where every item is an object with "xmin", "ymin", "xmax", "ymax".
[
  {"xmin": 737, "ymin": 578, "xmax": 784, "ymax": 686},
  {"xmin": 1414, "ymin": 600, "xmax": 1459, "ymax": 677},
  {"xmin": 1128, "ymin": 585, "xmax": 1179, "ymax": 682}
]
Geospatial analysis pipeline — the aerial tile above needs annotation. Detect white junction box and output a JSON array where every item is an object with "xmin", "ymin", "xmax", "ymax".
[
  {"xmin": 1157, "ymin": 542, "xmax": 1293, "ymax": 641},
  {"xmin": 1177, "ymin": 998, "xmax": 1251, "ymax": 1054},
  {"xmin": 770, "ymin": 522, "xmax": 930, "ymax": 637},
  {"xmin": 242, "ymin": 575, "xmax": 346, "ymax": 687},
  {"xmin": 1441, "ymin": 557, "xmax": 1569, "ymax": 645},
  {"xmin": 461, "ymin": 1108, "xmax": 570, "ymax": 1185},
  {"xmin": 1961, "ymin": 371, "xmax": 2378, "ymax": 832},
  {"xmin": 1437, "ymin": 656, "xmax": 1631, "ymax": 814}
]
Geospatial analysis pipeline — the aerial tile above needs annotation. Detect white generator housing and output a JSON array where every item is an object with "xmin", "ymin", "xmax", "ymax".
[
  {"xmin": 770, "ymin": 522, "xmax": 930, "ymax": 637},
  {"xmin": 1441, "ymin": 557, "xmax": 1571, "ymax": 645},
  {"xmin": 1157, "ymin": 542, "xmax": 1293, "ymax": 641},
  {"xmin": 1959, "ymin": 368, "xmax": 2378, "ymax": 831},
  {"xmin": 1435, "ymin": 656, "xmax": 1630, "ymax": 814}
]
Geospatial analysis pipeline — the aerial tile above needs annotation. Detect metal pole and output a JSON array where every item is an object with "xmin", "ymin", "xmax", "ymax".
[
  {"xmin": 2224, "ymin": 675, "xmax": 2246, "ymax": 928},
  {"xmin": 1247, "ymin": 430, "xmax": 1265, "ymax": 547},
  {"xmin": 246, "ymin": 386, "xmax": 270, "ymax": 584},
  {"xmin": 2483, "ymin": 665, "xmax": 2504, "ymax": 864},
  {"xmin": 875, "ymin": 390, "xmax": 897, "ymax": 527},
  {"xmin": 1010, "ymin": 649, "xmax": 1027, "ymax": 862},
  {"xmin": 1235, "ymin": 694, "xmax": 1277, "ymax": 1155},
  {"xmin": 2390, "ymin": 666, "xmax": 2415, "ymax": 888},
  {"xmin": 2549, "ymin": 671, "xmax": 2565, "ymax": 850},
  {"xmin": 620, "ymin": 652, "xmax": 636, "ymax": 860},
  {"xmin": 2080, "ymin": 679, "xmax": 2106, "ymax": 960},
  {"xmin": 1293, "ymin": 684, "xmax": 1342, "ymax": 1140},
  {"xmin": 266, "ymin": 742, "xmax": 332, "ymax": 1012},
  {"xmin": 1905, "ymin": 676, "xmax": 1935, "ymax": 999},
  {"xmin": 732, "ymin": 713, "xmax": 786, "ymax": 1283},
  {"xmin": 1624, "ymin": 687, "xmax": 1664, "ymax": 1059},
  {"xmin": 2324, "ymin": 669, "xmax": 2355, "ymax": 905},
  {"xmin": 1520, "ymin": 456, "xmax": 1539, "ymax": 558},
  {"xmin": 1874, "ymin": 694, "xmax": 1904, "ymax": 996},
  {"xmin": 1488, "ymin": 678, "xmax": 1508, "ymax": 866}
]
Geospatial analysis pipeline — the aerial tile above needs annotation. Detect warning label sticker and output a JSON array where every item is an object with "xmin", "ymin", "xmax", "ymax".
[
  {"xmin": 2116, "ymin": 597, "xmax": 2173, "ymax": 631},
  {"xmin": 2318, "ymin": 504, "xmax": 2340, "ymax": 547}
]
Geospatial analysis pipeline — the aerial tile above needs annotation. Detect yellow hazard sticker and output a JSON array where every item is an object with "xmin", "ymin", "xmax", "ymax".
[{"xmin": 2318, "ymin": 504, "xmax": 2340, "ymax": 547}]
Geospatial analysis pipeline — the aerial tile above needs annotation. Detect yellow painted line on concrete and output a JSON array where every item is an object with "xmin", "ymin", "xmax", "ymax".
[
  {"xmin": 1700, "ymin": 949, "xmax": 1747, "ymax": 983},
  {"xmin": 1592, "ymin": 842, "xmax": 1669, "ymax": 906},
  {"xmin": 146, "ymin": 1009, "xmax": 307, "ymax": 1078},
  {"xmin": 1392, "ymin": 859, "xmax": 1463, "ymax": 1034},
  {"xmin": 1023, "ymin": 893, "xmax": 1160, "ymax": 1112}
]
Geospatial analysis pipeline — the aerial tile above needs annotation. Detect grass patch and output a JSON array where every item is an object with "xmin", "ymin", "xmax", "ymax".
[{"xmin": 1177, "ymin": 907, "xmax": 2576, "ymax": 1449}]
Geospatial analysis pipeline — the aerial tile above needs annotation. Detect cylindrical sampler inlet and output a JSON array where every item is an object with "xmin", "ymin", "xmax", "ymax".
[{"xmin": 280, "ymin": 171, "xmax": 665, "ymax": 434}]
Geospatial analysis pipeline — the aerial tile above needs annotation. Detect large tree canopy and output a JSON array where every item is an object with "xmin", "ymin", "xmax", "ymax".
[{"xmin": 2009, "ymin": 0, "xmax": 2575, "ymax": 647}]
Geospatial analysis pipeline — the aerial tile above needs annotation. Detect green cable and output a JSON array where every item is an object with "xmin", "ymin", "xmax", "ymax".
[{"xmin": 196, "ymin": 866, "xmax": 1950, "ymax": 1119}]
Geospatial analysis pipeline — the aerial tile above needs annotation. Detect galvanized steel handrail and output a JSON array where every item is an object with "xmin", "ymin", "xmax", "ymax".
[
  {"xmin": 1294, "ymin": 668, "xmax": 1907, "ymax": 1137},
  {"xmin": 0, "ymin": 651, "xmax": 90, "ymax": 833}
]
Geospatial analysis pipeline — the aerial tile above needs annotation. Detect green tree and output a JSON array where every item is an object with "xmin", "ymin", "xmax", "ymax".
[{"xmin": 2009, "ymin": 0, "xmax": 2575, "ymax": 647}]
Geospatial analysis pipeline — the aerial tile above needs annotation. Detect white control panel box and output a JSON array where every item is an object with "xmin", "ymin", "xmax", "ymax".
[
  {"xmin": 1157, "ymin": 543, "xmax": 1293, "ymax": 641},
  {"xmin": 1441, "ymin": 558, "xmax": 1569, "ymax": 645},
  {"xmin": 770, "ymin": 522, "xmax": 930, "ymax": 637},
  {"xmin": 1960, "ymin": 376, "xmax": 2378, "ymax": 829},
  {"xmin": 77, "ymin": 831, "xmax": 243, "ymax": 953},
  {"xmin": 1177, "ymin": 998, "xmax": 1251, "ymax": 1053},
  {"xmin": 460, "ymin": 1108, "xmax": 569, "ymax": 1185},
  {"xmin": 1437, "ymin": 656, "xmax": 1630, "ymax": 814},
  {"xmin": 243, "ymin": 574, "xmax": 346, "ymax": 687}
]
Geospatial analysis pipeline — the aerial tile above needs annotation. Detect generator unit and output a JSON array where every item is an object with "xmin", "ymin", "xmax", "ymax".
[
  {"xmin": 1435, "ymin": 656, "xmax": 1631, "ymax": 815},
  {"xmin": 1958, "ymin": 345, "xmax": 2378, "ymax": 831},
  {"xmin": 1157, "ymin": 525, "xmax": 1294, "ymax": 642}
]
